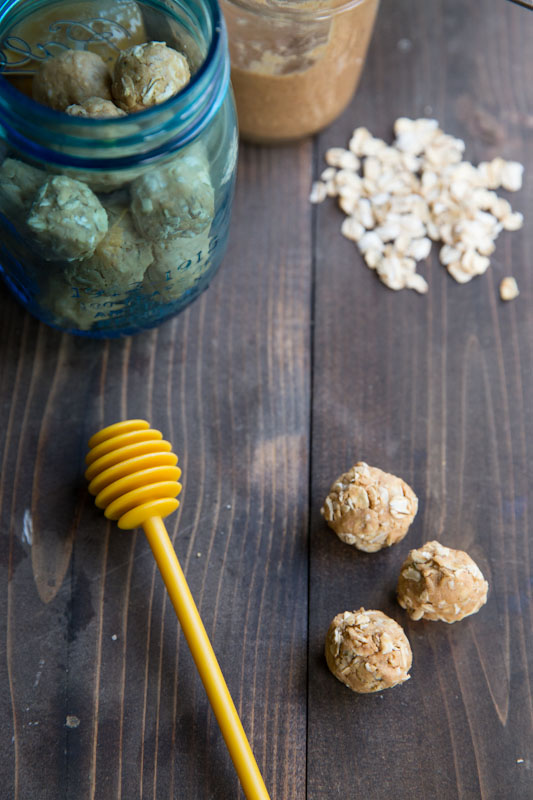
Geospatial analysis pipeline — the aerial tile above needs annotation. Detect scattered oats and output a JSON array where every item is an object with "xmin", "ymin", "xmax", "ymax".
[
  {"xmin": 500, "ymin": 276, "xmax": 519, "ymax": 302},
  {"xmin": 447, "ymin": 262, "xmax": 472, "ymax": 284},
  {"xmin": 337, "ymin": 183, "xmax": 360, "ymax": 200},
  {"xmin": 341, "ymin": 216, "xmax": 365, "ymax": 242},
  {"xmin": 501, "ymin": 161, "xmax": 524, "ymax": 192},
  {"xmin": 358, "ymin": 231, "xmax": 384, "ymax": 254},
  {"xmin": 460, "ymin": 250, "xmax": 490, "ymax": 277},
  {"xmin": 363, "ymin": 156, "xmax": 382, "ymax": 181},
  {"xmin": 491, "ymin": 197, "xmax": 513, "ymax": 221},
  {"xmin": 371, "ymin": 192, "xmax": 390, "ymax": 207},
  {"xmin": 325, "ymin": 180, "xmax": 337, "ymax": 197},
  {"xmin": 339, "ymin": 194, "xmax": 358, "ymax": 216},
  {"xmin": 321, "ymin": 167, "xmax": 337, "ymax": 182},
  {"xmin": 325, "ymin": 147, "xmax": 360, "ymax": 170},
  {"xmin": 406, "ymin": 237, "xmax": 432, "ymax": 260},
  {"xmin": 364, "ymin": 249, "xmax": 382, "ymax": 269},
  {"xmin": 312, "ymin": 118, "xmax": 524, "ymax": 293},
  {"xmin": 426, "ymin": 220, "xmax": 440, "ymax": 241},
  {"xmin": 394, "ymin": 117, "xmax": 440, "ymax": 155},
  {"xmin": 439, "ymin": 244, "xmax": 462, "ymax": 266},
  {"xmin": 375, "ymin": 220, "xmax": 402, "ymax": 242},
  {"xmin": 405, "ymin": 272, "xmax": 429, "ymax": 294},
  {"xmin": 361, "ymin": 137, "xmax": 388, "ymax": 157},
  {"xmin": 502, "ymin": 211, "xmax": 524, "ymax": 232},
  {"xmin": 335, "ymin": 169, "xmax": 363, "ymax": 191},
  {"xmin": 355, "ymin": 198, "xmax": 375, "ymax": 229},
  {"xmin": 478, "ymin": 158, "xmax": 506, "ymax": 190},
  {"xmin": 309, "ymin": 181, "xmax": 327, "ymax": 204},
  {"xmin": 348, "ymin": 127, "xmax": 372, "ymax": 155}
]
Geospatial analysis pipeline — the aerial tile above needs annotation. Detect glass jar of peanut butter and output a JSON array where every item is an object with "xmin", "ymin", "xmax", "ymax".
[
  {"xmin": 221, "ymin": 0, "xmax": 380, "ymax": 144},
  {"xmin": 0, "ymin": 0, "xmax": 238, "ymax": 338}
]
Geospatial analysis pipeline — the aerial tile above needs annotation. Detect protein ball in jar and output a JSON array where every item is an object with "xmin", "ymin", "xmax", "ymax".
[
  {"xmin": 0, "ymin": 157, "xmax": 47, "ymax": 214},
  {"xmin": 321, "ymin": 462, "xmax": 418, "ymax": 552},
  {"xmin": 27, "ymin": 176, "xmax": 108, "ymax": 261},
  {"xmin": 112, "ymin": 41, "xmax": 191, "ymax": 112},
  {"xmin": 325, "ymin": 609, "xmax": 412, "ymax": 693},
  {"xmin": 65, "ymin": 97, "xmax": 126, "ymax": 119},
  {"xmin": 397, "ymin": 541, "xmax": 489, "ymax": 623},
  {"xmin": 32, "ymin": 50, "xmax": 112, "ymax": 111},
  {"xmin": 130, "ymin": 151, "xmax": 214, "ymax": 241},
  {"xmin": 64, "ymin": 200, "xmax": 153, "ymax": 292}
]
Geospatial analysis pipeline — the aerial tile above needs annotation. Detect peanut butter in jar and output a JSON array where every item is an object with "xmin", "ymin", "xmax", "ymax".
[{"xmin": 222, "ymin": 0, "xmax": 380, "ymax": 144}]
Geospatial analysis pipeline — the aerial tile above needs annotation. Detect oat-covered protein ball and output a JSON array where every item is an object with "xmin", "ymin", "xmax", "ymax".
[
  {"xmin": 28, "ymin": 176, "xmax": 108, "ymax": 261},
  {"xmin": 143, "ymin": 230, "xmax": 211, "ymax": 301},
  {"xmin": 325, "ymin": 609, "xmax": 412, "ymax": 693},
  {"xmin": 0, "ymin": 157, "xmax": 47, "ymax": 214},
  {"xmin": 397, "ymin": 541, "xmax": 488, "ymax": 623},
  {"xmin": 112, "ymin": 41, "xmax": 190, "ymax": 112},
  {"xmin": 65, "ymin": 201, "xmax": 153, "ymax": 290},
  {"xmin": 65, "ymin": 97, "xmax": 126, "ymax": 118},
  {"xmin": 321, "ymin": 462, "xmax": 418, "ymax": 552},
  {"xmin": 32, "ymin": 50, "xmax": 112, "ymax": 111},
  {"xmin": 130, "ymin": 149, "xmax": 214, "ymax": 241}
]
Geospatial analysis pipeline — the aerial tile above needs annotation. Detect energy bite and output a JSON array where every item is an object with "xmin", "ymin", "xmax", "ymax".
[
  {"xmin": 28, "ymin": 175, "xmax": 108, "ymax": 261},
  {"xmin": 32, "ymin": 50, "xmax": 112, "ymax": 111},
  {"xmin": 325, "ymin": 608, "xmax": 412, "ymax": 693},
  {"xmin": 65, "ymin": 201, "xmax": 153, "ymax": 291},
  {"xmin": 397, "ymin": 540, "xmax": 488, "ymax": 622},
  {"xmin": 321, "ymin": 462, "xmax": 418, "ymax": 552},
  {"xmin": 130, "ymin": 149, "xmax": 214, "ymax": 241},
  {"xmin": 65, "ymin": 97, "xmax": 126, "ymax": 118},
  {"xmin": 112, "ymin": 41, "xmax": 190, "ymax": 112},
  {"xmin": 0, "ymin": 157, "xmax": 46, "ymax": 214}
]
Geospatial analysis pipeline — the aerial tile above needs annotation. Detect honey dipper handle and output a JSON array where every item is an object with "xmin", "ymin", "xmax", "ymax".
[{"xmin": 142, "ymin": 516, "xmax": 271, "ymax": 800}]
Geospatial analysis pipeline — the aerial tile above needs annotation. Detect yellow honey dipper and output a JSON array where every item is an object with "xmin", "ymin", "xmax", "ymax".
[{"xmin": 85, "ymin": 419, "xmax": 270, "ymax": 800}]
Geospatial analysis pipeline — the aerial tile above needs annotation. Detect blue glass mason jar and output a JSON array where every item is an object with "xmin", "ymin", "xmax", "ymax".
[{"xmin": 0, "ymin": 0, "xmax": 238, "ymax": 337}]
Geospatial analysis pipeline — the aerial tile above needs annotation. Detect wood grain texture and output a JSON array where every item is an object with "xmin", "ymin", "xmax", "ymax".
[
  {"xmin": 0, "ymin": 139, "xmax": 312, "ymax": 799},
  {"xmin": 308, "ymin": 1, "xmax": 532, "ymax": 799},
  {"xmin": 0, "ymin": 0, "xmax": 532, "ymax": 798}
]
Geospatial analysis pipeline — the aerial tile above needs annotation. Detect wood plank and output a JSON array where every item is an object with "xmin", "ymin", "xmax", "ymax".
[
  {"xmin": 309, "ymin": 1, "xmax": 532, "ymax": 798},
  {"xmin": 0, "ymin": 138, "xmax": 313, "ymax": 798}
]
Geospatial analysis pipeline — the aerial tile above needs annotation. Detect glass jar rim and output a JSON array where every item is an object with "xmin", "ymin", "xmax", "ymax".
[
  {"xmin": 222, "ymin": 0, "xmax": 368, "ymax": 20},
  {"xmin": 0, "ymin": 0, "xmax": 229, "ymax": 168}
]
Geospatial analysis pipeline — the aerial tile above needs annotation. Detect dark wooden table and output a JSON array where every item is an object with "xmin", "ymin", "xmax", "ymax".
[{"xmin": 1, "ymin": 1, "xmax": 532, "ymax": 797}]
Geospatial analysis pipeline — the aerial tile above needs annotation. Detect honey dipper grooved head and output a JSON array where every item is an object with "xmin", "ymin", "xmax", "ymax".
[{"xmin": 85, "ymin": 420, "xmax": 182, "ymax": 530}]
